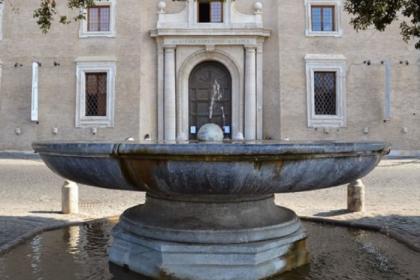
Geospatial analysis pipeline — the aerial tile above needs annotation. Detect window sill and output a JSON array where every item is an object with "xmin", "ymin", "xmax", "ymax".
[
  {"xmin": 79, "ymin": 32, "xmax": 116, "ymax": 39},
  {"xmin": 305, "ymin": 30, "xmax": 342, "ymax": 37},
  {"xmin": 190, "ymin": 23, "xmax": 228, "ymax": 28},
  {"xmin": 76, "ymin": 118, "xmax": 114, "ymax": 128},
  {"xmin": 308, "ymin": 116, "xmax": 346, "ymax": 128}
]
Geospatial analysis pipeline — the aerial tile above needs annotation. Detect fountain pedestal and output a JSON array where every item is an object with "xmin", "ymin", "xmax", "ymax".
[{"xmin": 109, "ymin": 194, "xmax": 308, "ymax": 280}]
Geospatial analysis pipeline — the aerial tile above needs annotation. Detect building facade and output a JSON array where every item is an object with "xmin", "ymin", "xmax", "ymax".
[{"xmin": 0, "ymin": 0, "xmax": 419, "ymax": 151}]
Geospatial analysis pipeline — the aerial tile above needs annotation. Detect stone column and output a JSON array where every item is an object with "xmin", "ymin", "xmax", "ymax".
[
  {"xmin": 347, "ymin": 179, "xmax": 365, "ymax": 212},
  {"xmin": 164, "ymin": 46, "xmax": 176, "ymax": 141},
  {"xmin": 157, "ymin": 40, "xmax": 164, "ymax": 141},
  {"xmin": 244, "ymin": 47, "xmax": 257, "ymax": 141},
  {"xmin": 256, "ymin": 44, "xmax": 264, "ymax": 140}
]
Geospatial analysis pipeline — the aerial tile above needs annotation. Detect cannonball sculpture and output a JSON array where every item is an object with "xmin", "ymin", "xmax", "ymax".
[{"xmin": 197, "ymin": 123, "xmax": 224, "ymax": 142}]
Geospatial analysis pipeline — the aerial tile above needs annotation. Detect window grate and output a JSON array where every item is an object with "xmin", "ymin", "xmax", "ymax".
[
  {"xmin": 210, "ymin": 1, "xmax": 223, "ymax": 23},
  {"xmin": 85, "ymin": 73, "xmax": 107, "ymax": 116},
  {"xmin": 314, "ymin": 72, "xmax": 336, "ymax": 115}
]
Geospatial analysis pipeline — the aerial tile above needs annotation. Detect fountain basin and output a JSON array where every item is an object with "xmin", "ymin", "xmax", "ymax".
[
  {"xmin": 33, "ymin": 141, "xmax": 390, "ymax": 279},
  {"xmin": 33, "ymin": 141, "xmax": 389, "ymax": 195}
]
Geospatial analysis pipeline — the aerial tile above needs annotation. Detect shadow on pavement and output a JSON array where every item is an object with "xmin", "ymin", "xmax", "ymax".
[{"xmin": 305, "ymin": 213, "xmax": 420, "ymax": 252}]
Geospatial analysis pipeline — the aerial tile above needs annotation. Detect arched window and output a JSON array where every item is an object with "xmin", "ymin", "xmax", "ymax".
[{"xmin": 198, "ymin": 0, "xmax": 223, "ymax": 23}]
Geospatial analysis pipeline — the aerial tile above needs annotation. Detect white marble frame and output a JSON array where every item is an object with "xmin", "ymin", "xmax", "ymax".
[
  {"xmin": 75, "ymin": 60, "xmax": 116, "ymax": 128},
  {"xmin": 31, "ymin": 62, "xmax": 39, "ymax": 122},
  {"xmin": 0, "ymin": 1, "xmax": 4, "ymax": 40},
  {"xmin": 79, "ymin": 0, "xmax": 116, "ymax": 38},
  {"xmin": 0, "ymin": 60, "xmax": 2, "ymax": 99},
  {"xmin": 304, "ymin": 0, "xmax": 343, "ymax": 37},
  {"xmin": 155, "ymin": 38, "xmax": 267, "ymax": 141},
  {"xmin": 177, "ymin": 49, "xmax": 243, "ymax": 140},
  {"xmin": 305, "ymin": 54, "xmax": 347, "ymax": 128}
]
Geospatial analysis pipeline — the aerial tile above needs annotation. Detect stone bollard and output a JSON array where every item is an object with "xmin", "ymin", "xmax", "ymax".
[
  {"xmin": 347, "ymin": 179, "xmax": 365, "ymax": 212},
  {"xmin": 62, "ymin": 180, "xmax": 79, "ymax": 214}
]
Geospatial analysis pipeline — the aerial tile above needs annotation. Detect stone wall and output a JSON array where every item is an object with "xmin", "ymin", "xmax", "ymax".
[
  {"xmin": 276, "ymin": 0, "xmax": 419, "ymax": 150},
  {"xmin": 0, "ymin": 0, "xmax": 418, "ymax": 150}
]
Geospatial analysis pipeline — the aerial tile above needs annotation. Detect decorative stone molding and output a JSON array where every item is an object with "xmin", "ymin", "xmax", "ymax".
[
  {"xmin": 151, "ymin": 32, "xmax": 270, "ymax": 45},
  {"xmin": 304, "ymin": 0, "xmax": 343, "ymax": 37},
  {"xmin": 152, "ymin": 0, "xmax": 270, "ymax": 141},
  {"xmin": 79, "ymin": 0, "xmax": 116, "ymax": 38},
  {"xmin": 157, "ymin": 0, "xmax": 263, "ymax": 29},
  {"xmin": 75, "ymin": 60, "xmax": 116, "ymax": 128},
  {"xmin": 305, "ymin": 54, "xmax": 347, "ymax": 128},
  {"xmin": 176, "ymin": 49, "xmax": 244, "ymax": 141}
]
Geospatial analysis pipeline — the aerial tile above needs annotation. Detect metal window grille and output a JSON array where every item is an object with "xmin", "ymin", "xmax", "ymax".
[
  {"xmin": 88, "ymin": 6, "xmax": 110, "ymax": 32},
  {"xmin": 85, "ymin": 73, "xmax": 107, "ymax": 116},
  {"xmin": 198, "ymin": 0, "xmax": 223, "ymax": 23},
  {"xmin": 210, "ymin": 1, "xmax": 223, "ymax": 23},
  {"xmin": 311, "ymin": 6, "xmax": 335, "ymax": 32},
  {"xmin": 314, "ymin": 72, "xmax": 337, "ymax": 115}
]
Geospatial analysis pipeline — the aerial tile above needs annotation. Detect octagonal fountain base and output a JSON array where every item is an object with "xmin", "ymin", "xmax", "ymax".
[{"xmin": 109, "ymin": 194, "xmax": 309, "ymax": 280}]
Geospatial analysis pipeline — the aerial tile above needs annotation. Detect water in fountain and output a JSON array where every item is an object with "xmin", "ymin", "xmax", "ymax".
[{"xmin": 0, "ymin": 220, "xmax": 419, "ymax": 280}]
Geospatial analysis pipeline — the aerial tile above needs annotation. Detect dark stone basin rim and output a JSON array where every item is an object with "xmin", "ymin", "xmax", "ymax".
[
  {"xmin": 32, "ymin": 142, "xmax": 391, "ymax": 157},
  {"xmin": 36, "ymin": 152, "xmax": 385, "ymax": 162}
]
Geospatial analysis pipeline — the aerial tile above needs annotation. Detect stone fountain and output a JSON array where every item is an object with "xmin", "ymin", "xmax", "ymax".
[{"xmin": 33, "ymin": 124, "xmax": 390, "ymax": 280}]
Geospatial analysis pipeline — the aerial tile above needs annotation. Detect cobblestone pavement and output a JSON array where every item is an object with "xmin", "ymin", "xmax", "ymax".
[{"xmin": 0, "ymin": 157, "xmax": 419, "ymax": 253}]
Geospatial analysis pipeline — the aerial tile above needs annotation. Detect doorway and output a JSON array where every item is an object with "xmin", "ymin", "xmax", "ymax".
[{"xmin": 188, "ymin": 61, "xmax": 232, "ymax": 139}]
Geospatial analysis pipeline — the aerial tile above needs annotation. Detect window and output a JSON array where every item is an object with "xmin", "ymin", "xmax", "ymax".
[
  {"xmin": 87, "ymin": 6, "xmax": 110, "ymax": 32},
  {"xmin": 76, "ymin": 61, "xmax": 116, "ymax": 127},
  {"xmin": 85, "ymin": 73, "xmax": 107, "ymax": 116},
  {"xmin": 80, "ymin": 0, "xmax": 116, "ymax": 38},
  {"xmin": 311, "ymin": 6, "xmax": 335, "ymax": 32},
  {"xmin": 305, "ymin": 54, "xmax": 346, "ymax": 128},
  {"xmin": 314, "ymin": 72, "xmax": 336, "ymax": 115},
  {"xmin": 305, "ymin": 0, "xmax": 342, "ymax": 37},
  {"xmin": 198, "ymin": 0, "xmax": 223, "ymax": 23}
]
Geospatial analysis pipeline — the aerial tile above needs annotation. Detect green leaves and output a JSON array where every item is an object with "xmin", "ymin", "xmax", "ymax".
[
  {"xmin": 345, "ymin": 0, "xmax": 420, "ymax": 49},
  {"xmin": 33, "ymin": 0, "xmax": 57, "ymax": 33},
  {"xmin": 33, "ymin": 0, "xmax": 95, "ymax": 33}
]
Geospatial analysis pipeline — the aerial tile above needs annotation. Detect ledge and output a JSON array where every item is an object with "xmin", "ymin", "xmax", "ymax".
[{"xmin": 150, "ymin": 28, "xmax": 271, "ymax": 38}]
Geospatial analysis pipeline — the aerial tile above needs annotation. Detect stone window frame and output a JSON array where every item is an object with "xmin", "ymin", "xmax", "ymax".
[
  {"xmin": 75, "ymin": 60, "xmax": 116, "ymax": 128},
  {"xmin": 79, "ymin": 0, "xmax": 116, "ymax": 38},
  {"xmin": 0, "ymin": 0, "xmax": 4, "ymax": 40},
  {"xmin": 305, "ymin": 54, "xmax": 347, "ymax": 128},
  {"xmin": 304, "ymin": 0, "xmax": 343, "ymax": 37}
]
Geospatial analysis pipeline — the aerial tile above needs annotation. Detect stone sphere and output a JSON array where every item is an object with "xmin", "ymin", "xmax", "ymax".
[
  {"xmin": 197, "ymin": 124, "xmax": 224, "ymax": 142},
  {"xmin": 254, "ymin": 2, "xmax": 263, "ymax": 12},
  {"xmin": 158, "ymin": 1, "xmax": 166, "ymax": 10}
]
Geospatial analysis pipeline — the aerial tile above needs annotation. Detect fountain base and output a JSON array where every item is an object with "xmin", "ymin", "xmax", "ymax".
[{"xmin": 109, "ymin": 194, "xmax": 309, "ymax": 280}]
